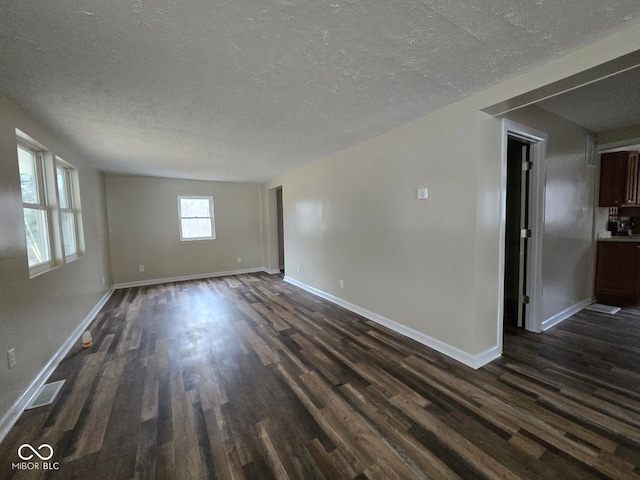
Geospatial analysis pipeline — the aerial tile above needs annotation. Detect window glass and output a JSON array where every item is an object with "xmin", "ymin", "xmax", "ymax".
[
  {"xmin": 56, "ymin": 160, "xmax": 81, "ymax": 258},
  {"xmin": 178, "ymin": 196, "xmax": 215, "ymax": 240},
  {"xmin": 18, "ymin": 142, "xmax": 52, "ymax": 269},
  {"xmin": 57, "ymin": 166, "xmax": 69, "ymax": 209},
  {"xmin": 23, "ymin": 207, "xmax": 51, "ymax": 267},
  {"xmin": 18, "ymin": 146, "xmax": 38, "ymax": 204},
  {"xmin": 61, "ymin": 211, "xmax": 77, "ymax": 256},
  {"xmin": 181, "ymin": 218, "xmax": 213, "ymax": 239},
  {"xmin": 180, "ymin": 197, "xmax": 210, "ymax": 218}
]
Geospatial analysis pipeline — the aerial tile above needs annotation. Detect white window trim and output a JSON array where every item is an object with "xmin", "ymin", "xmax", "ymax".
[
  {"xmin": 17, "ymin": 140, "xmax": 55, "ymax": 275},
  {"xmin": 16, "ymin": 129, "xmax": 86, "ymax": 277},
  {"xmin": 178, "ymin": 195, "xmax": 216, "ymax": 241},
  {"xmin": 56, "ymin": 157, "xmax": 84, "ymax": 262}
]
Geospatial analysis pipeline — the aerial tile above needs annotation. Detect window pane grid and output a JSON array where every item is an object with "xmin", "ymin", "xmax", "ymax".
[
  {"xmin": 16, "ymin": 136, "xmax": 85, "ymax": 275},
  {"xmin": 18, "ymin": 146, "xmax": 43, "ymax": 206},
  {"xmin": 178, "ymin": 196, "xmax": 215, "ymax": 241},
  {"xmin": 18, "ymin": 142, "xmax": 52, "ymax": 269},
  {"xmin": 180, "ymin": 198, "xmax": 210, "ymax": 217},
  {"xmin": 56, "ymin": 160, "xmax": 80, "ymax": 258}
]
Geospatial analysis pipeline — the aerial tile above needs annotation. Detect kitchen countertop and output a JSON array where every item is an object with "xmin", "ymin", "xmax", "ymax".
[{"xmin": 598, "ymin": 235, "xmax": 640, "ymax": 242}]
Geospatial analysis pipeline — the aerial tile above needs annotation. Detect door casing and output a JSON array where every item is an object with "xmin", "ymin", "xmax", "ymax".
[{"xmin": 499, "ymin": 120, "xmax": 548, "ymax": 340}]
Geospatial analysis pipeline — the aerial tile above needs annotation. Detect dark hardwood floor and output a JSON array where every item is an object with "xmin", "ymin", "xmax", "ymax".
[{"xmin": 2, "ymin": 272, "xmax": 640, "ymax": 479}]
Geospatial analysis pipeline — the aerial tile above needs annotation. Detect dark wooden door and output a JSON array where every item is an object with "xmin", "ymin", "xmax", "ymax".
[
  {"xmin": 624, "ymin": 152, "xmax": 639, "ymax": 205},
  {"xmin": 599, "ymin": 152, "xmax": 627, "ymax": 207}
]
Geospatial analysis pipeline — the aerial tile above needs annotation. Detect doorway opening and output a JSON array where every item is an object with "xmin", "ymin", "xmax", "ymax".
[
  {"xmin": 266, "ymin": 186, "xmax": 285, "ymax": 276},
  {"xmin": 500, "ymin": 120, "xmax": 547, "ymax": 339},
  {"xmin": 276, "ymin": 187, "xmax": 284, "ymax": 273},
  {"xmin": 504, "ymin": 136, "xmax": 532, "ymax": 329}
]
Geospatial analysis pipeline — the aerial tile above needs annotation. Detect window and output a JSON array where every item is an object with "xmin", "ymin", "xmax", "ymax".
[
  {"xmin": 16, "ymin": 131, "xmax": 85, "ymax": 276},
  {"xmin": 178, "ymin": 196, "xmax": 215, "ymax": 241},
  {"xmin": 56, "ymin": 159, "xmax": 82, "ymax": 259},
  {"xmin": 18, "ymin": 143, "xmax": 51, "ymax": 269}
]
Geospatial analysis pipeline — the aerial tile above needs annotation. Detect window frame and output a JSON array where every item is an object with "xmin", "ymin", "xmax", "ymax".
[
  {"xmin": 16, "ymin": 130, "xmax": 86, "ymax": 277},
  {"xmin": 56, "ymin": 158, "xmax": 81, "ymax": 261},
  {"xmin": 177, "ymin": 195, "xmax": 216, "ymax": 241},
  {"xmin": 17, "ymin": 141, "xmax": 54, "ymax": 275}
]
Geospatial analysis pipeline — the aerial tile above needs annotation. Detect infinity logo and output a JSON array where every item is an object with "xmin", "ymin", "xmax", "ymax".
[{"xmin": 17, "ymin": 444, "xmax": 54, "ymax": 461}]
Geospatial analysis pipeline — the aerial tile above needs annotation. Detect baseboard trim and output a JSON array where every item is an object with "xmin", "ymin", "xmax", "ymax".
[
  {"xmin": 0, "ymin": 287, "xmax": 115, "ymax": 445},
  {"xmin": 264, "ymin": 268, "xmax": 282, "ymax": 275},
  {"xmin": 283, "ymin": 276, "xmax": 500, "ymax": 370},
  {"xmin": 113, "ymin": 267, "xmax": 271, "ymax": 289},
  {"xmin": 542, "ymin": 298, "xmax": 592, "ymax": 331}
]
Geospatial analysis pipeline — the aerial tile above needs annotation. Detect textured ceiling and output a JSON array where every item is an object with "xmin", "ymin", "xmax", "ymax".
[
  {"xmin": 537, "ymin": 65, "xmax": 640, "ymax": 133},
  {"xmin": 1, "ymin": 1, "xmax": 640, "ymax": 183}
]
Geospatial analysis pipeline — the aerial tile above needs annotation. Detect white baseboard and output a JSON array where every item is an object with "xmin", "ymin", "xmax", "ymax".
[
  {"xmin": 0, "ymin": 287, "xmax": 115, "ymax": 445},
  {"xmin": 264, "ymin": 268, "xmax": 282, "ymax": 275},
  {"xmin": 113, "ymin": 267, "xmax": 272, "ymax": 289},
  {"xmin": 284, "ymin": 276, "xmax": 501, "ymax": 370},
  {"xmin": 542, "ymin": 298, "xmax": 592, "ymax": 331}
]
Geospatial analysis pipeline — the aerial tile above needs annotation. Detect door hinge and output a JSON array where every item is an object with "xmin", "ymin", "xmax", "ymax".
[
  {"xmin": 522, "ymin": 161, "xmax": 533, "ymax": 171},
  {"xmin": 520, "ymin": 229, "xmax": 531, "ymax": 238},
  {"xmin": 520, "ymin": 295, "xmax": 530, "ymax": 304}
]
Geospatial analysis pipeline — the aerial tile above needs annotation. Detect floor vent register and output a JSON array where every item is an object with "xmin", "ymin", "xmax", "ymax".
[
  {"xmin": 25, "ymin": 380, "xmax": 66, "ymax": 410},
  {"xmin": 585, "ymin": 303, "xmax": 621, "ymax": 315}
]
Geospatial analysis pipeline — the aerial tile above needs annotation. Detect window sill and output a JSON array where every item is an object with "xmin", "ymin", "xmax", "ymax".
[
  {"xmin": 179, "ymin": 237, "xmax": 216, "ymax": 242},
  {"xmin": 29, "ymin": 262, "xmax": 59, "ymax": 279},
  {"xmin": 64, "ymin": 253, "xmax": 80, "ymax": 263}
]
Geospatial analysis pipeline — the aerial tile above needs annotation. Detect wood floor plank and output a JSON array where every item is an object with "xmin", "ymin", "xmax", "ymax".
[
  {"xmin": 3, "ymin": 273, "xmax": 640, "ymax": 479},
  {"xmin": 304, "ymin": 437, "xmax": 351, "ymax": 479},
  {"xmin": 255, "ymin": 419, "xmax": 292, "ymax": 480},
  {"xmin": 390, "ymin": 392, "xmax": 521, "ymax": 480},
  {"xmin": 171, "ymin": 389, "xmax": 204, "ymax": 479},
  {"xmin": 339, "ymin": 382, "xmax": 459, "ymax": 480},
  {"xmin": 205, "ymin": 404, "xmax": 245, "ymax": 480},
  {"xmin": 67, "ymin": 356, "xmax": 125, "ymax": 460},
  {"xmin": 501, "ymin": 371, "xmax": 640, "ymax": 445}
]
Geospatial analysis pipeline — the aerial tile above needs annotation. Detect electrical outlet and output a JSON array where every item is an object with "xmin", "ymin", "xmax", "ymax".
[
  {"xmin": 237, "ymin": 257, "xmax": 242, "ymax": 264},
  {"xmin": 7, "ymin": 349, "xmax": 16, "ymax": 370},
  {"xmin": 340, "ymin": 280, "xmax": 344, "ymax": 289},
  {"xmin": 296, "ymin": 266, "xmax": 300, "ymax": 273},
  {"xmin": 139, "ymin": 265, "xmax": 145, "ymax": 272}
]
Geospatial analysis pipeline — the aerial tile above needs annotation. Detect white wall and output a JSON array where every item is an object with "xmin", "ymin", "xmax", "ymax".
[
  {"xmin": 262, "ymin": 25, "xmax": 640, "ymax": 366},
  {"xmin": 502, "ymin": 106, "xmax": 596, "ymax": 324},
  {"xmin": 0, "ymin": 95, "xmax": 112, "ymax": 424},
  {"xmin": 105, "ymin": 174, "xmax": 264, "ymax": 285},
  {"xmin": 263, "ymin": 102, "xmax": 496, "ymax": 363}
]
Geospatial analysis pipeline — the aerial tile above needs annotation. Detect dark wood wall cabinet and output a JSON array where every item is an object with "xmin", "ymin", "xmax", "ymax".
[
  {"xmin": 599, "ymin": 151, "xmax": 640, "ymax": 207},
  {"xmin": 594, "ymin": 241, "xmax": 640, "ymax": 306}
]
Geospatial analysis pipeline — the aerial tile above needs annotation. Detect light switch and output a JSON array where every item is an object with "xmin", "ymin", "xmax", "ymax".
[{"xmin": 417, "ymin": 188, "xmax": 429, "ymax": 199}]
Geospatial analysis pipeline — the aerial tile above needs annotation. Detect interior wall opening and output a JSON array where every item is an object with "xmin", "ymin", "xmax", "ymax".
[
  {"xmin": 276, "ymin": 187, "xmax": 284, "ymax": 274},
  {"xmin": 500, "ymin": 120, "xmax": 548, "ymax": 341},
  {"xmin": 504, "ymin": 136, "xmax": 532, "ymax": 330}
]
